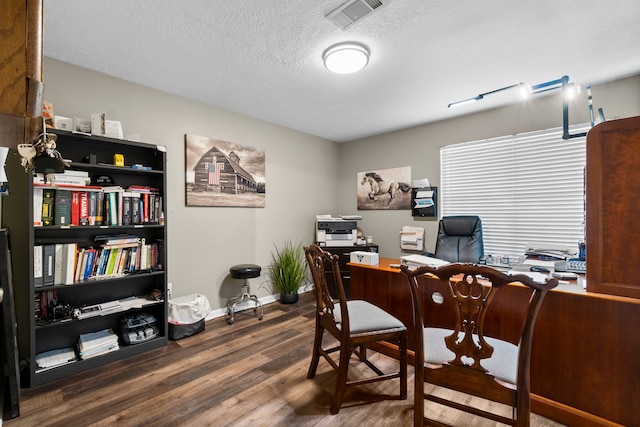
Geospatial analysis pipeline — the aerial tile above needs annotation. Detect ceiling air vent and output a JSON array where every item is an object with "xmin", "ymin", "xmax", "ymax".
[{"xmin": 326, "ymin": 0, "xmax": 393, "ymax": 31}]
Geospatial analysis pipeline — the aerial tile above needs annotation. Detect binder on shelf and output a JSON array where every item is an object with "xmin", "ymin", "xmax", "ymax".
[
  {"xmin": 53, "ymin": 244, "xmax": 65, "ymax": 286},
  {"xmin": 62, "ymin": 243, "xmax": 77, "ymax": 285},
  {"xmin": 33, "ymin": 246, "xmax": 44, "ymax": 288}
]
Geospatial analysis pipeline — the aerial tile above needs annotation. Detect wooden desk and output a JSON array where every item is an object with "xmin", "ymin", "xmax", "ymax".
[{"xmin": 350, "ymin": 258, "xmax": 639, "ymax": 427}]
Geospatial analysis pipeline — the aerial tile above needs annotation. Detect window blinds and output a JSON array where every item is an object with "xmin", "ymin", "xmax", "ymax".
[{"xmin": 440, "ymin": 124, "xmax": 590, "ymax": 259}]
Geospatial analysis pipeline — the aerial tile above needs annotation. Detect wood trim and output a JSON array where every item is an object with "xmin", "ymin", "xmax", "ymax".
[{"xmin": 531, "ymin": 395, "xmax": 625, "ymax": 427}]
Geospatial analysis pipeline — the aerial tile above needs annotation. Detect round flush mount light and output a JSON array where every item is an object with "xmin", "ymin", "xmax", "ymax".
[{"xmin": 323, "ymin": 42, "xmax": 370, "ymax": 74}]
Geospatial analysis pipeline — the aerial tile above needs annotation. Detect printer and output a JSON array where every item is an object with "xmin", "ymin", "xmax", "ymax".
[{"xmin": 316, "ymin": 218, "xmax": 358, "ymax": 247}]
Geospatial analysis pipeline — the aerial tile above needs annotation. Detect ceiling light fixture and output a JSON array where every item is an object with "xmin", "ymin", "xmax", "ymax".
[{"xmin": 323, "ymin": 42, "xmax": 370, "ymax": 74}]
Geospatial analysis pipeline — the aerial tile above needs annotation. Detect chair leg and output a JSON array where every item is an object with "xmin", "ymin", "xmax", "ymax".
[
  {"xmin": 330, "ymin": 341, "xmax": 351, "ymax": 415},
  {"xmin": 514, "ymin": 392, "xmax": 531, "ymax": 427},
  {"xmin": 399, "ymin": 332, "xmax": 408, "ymax": 400},
  {"xmin": 414, "ymin": 345, "xmax": 425, "ymax": 427},
  {"xmin": 307, "ymin": 321, "xmax": 324, "ymax": 379}
]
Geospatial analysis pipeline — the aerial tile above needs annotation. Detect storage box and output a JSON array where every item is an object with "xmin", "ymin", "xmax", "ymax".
[{"xmin": 349, "ymin": 251, "xmax": 379, "ymax": 265}]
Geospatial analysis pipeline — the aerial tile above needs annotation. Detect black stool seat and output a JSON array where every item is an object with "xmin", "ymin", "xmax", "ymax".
[
  {"xmin": 226, "ymin": 264, "xmax": 263, "ymax": 324},
  {"xmin": 230, "ymin": 264, "xmax": 261, "ymax": 279}
]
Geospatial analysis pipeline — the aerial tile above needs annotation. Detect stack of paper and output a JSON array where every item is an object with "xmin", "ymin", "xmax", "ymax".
[
  {"xmin": 400, "ymin": 254, "xmax": 450, "ymax": 269},
  {"xmin": 36, "ymin": 347, "xmax": 77, "ymax": 372},
  {"xmin": 78, "ymin": 329, "xmax": 120, "ymax": 360}
]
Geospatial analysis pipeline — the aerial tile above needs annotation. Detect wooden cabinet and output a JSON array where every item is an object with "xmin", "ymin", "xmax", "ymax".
[
  {"xmin": 322, "ymin": 245, "xmax": 378, "ymax": 298},
  {"xmin": 2, "ymin": 130, "xmax": 167, "ymax": 387},
  {"xmin": 586, "ymin": 115, "xmax": 640, "ymax": 298}
]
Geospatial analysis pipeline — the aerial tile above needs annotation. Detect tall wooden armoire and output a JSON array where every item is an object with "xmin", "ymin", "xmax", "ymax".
[{"xmin": 586, "ymin": 115, "xmax": 640, "ymax": 298}]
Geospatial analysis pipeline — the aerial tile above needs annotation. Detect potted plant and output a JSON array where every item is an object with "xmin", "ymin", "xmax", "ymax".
[{"xmin": 269, "ymin": 239, "xmax": 307, "ymax": 304}]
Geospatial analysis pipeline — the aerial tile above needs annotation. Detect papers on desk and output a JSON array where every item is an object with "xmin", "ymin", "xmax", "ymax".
[
  {"xmin": 400, "ymin": 254, "xmax": 450, "ymax": 269},
  {"xmin": 506, "ymin": 270, "xmax": 549, "ymax": 283},
  {"xmin": 524, "ymin": 243, "xmax": 577, "ymax": 259}
]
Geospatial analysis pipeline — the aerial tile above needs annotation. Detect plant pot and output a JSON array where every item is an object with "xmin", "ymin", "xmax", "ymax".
[{"xmin": 280, "ymin": 293, "xmax": 299, "ymax": 304}]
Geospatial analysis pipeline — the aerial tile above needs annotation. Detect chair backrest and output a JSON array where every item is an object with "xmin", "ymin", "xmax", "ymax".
[
  {"xmin": 304, "ymin": 244, "xmax": 350, "ymax": 334},
  {"xmin": 401, "ymin": 262, "xmax": 558, "ymax": 422},
  {"xmin": 434, "ymin": 215, "xmax": 484, "ymax": 263}
]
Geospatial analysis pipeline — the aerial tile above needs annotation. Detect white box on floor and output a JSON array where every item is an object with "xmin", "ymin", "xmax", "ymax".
[{"xmin": 349, "ymin": 251, "xmax": 379, "ymax": 265}]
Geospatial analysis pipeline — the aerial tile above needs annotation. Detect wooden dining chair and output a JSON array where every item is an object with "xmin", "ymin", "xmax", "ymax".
[
  {"xmin": 304, "ymin": 244, "xmax": 407, "ymax": 414},
  {"xmin": 400, "ymin": 263, "xmax": 558, "ymax": 426}
]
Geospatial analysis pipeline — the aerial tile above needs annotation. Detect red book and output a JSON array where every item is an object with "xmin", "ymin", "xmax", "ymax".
[
  {"xmin": 142, "ymin": 193, "xmax": 150, "ymax": 223},
  {"xmin": 79, "ymin": 192, "xmax": 90, "ymax": 226},
  {"xmin": 71, "ymin": 191, "xmax": 81, "ymax": 226}
]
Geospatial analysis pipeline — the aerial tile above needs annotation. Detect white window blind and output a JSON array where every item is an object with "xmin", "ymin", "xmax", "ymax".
[{"xmin": 440, "ymin": 124, "xmax": 590, "ymax": 259}]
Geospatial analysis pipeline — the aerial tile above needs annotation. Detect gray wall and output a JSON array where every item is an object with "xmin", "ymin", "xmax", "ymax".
[
  {"xmin": 39, "ymin": 59, "xmax": 640, "ymax": 311},
  {"xmin": 338, "ymin": 74, "xmax": 640, "ymax": 258},
  {"xmin": 42, "ymin": 58, "xmax": 339, "ymax": 311}
]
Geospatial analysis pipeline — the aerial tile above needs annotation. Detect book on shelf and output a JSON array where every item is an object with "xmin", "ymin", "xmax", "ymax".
[
  {"xmin": 94, "ymin": 234, "xmax": 140, "ymax": 246},
  {"xmin": 35, "ymin": 347, "xmax": 77, "ymax": 372},
  {"xmin": 88, "ymin": 192, "xmax": 97, "ymax": 225},
  {"xmin": 35, "ymin": 170, "xmax": 90, "ymax": 187},
  {"xmin": 54, "ymin": 189, "xmax": 72, "ymax": 226},
  {"xmin": 78, "ymin": 329, "xmax": 119, "ymax": 360},
  {"xmin": 79, "ymin": 192, "xmax": 90, "ymax": 226},
  {"xmin": 121, "ymin": 192, "xmax": 132, "ymax": 225},
  {"xmin": 71, "ymin": 191, "xmax": 80, "ymax": 226},
  {"xmin": 33, "ymin": 187, "xmax": 44, "ymax": 227},
  {"xmin": 41, "ymin": 188, "xmax": 55, "ymax": 226},
  {"xmin": 82, "ymin": 249, "xmax": 97, "ymax": 280},
  {"xmin": 95, "ymin": 191, "xmax": 104, "ymax": 225},
  {"xmin": 74, "ymin": 248, "xmax": 86, "ymax": 283},
  {"xmin": 131, "ymin": 192, "xmax": 141, "ymax": 224}
]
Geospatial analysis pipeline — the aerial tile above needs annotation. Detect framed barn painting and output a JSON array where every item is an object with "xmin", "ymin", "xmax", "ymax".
[
  {"xmin": 185, "ymin": 134, "xmax": 266, "ymax": 207},
  {"xmin": 357, "ymin": 166, "xmax": 411, "ymax": 210}
]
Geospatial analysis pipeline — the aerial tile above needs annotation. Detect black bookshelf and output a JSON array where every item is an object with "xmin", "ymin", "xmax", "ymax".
[{"xmin": 2, "ymin": 130, "xmax": 168, "ymax": 387}]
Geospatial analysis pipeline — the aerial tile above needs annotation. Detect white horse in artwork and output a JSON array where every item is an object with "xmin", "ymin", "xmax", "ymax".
[{"xmin": 361, "ymin": 172, "xmax": 411, "ymax": 205}]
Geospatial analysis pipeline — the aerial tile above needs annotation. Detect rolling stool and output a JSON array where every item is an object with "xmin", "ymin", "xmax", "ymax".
[{"xmin": 226, "ymin": 264, "xmax": 264, "ymax": 324}]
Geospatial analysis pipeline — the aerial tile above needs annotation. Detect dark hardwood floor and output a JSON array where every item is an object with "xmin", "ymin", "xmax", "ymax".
[{"xmin": 4, "ymin": 292, "xmax": 565, "ymax": 426}]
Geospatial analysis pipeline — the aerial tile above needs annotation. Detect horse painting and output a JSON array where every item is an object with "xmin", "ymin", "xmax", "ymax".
[{"xmin": 361, "ymin": 172, "xmax": 411, "ymax": 206}]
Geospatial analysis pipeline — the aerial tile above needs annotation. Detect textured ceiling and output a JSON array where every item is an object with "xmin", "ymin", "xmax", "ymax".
[{"xmin": 43, "ymin": 0, "xmax": 640, "ymax": 142}]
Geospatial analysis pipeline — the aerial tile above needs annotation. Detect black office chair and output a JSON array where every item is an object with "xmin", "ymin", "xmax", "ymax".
[{"xmin": 434, "ymin": 215, "xmax": 484, "ymax": 263}]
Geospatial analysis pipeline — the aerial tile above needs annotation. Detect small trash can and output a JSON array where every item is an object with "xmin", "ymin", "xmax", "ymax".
[{"xmin": 168, "ymin": 294, "xmax": 212, "ymax": 340}]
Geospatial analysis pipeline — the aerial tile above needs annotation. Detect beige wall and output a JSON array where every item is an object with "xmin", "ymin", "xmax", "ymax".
[
  {"xmin": 39, "ymin": 59, "xmax": 640, "ymax": 311},
  {"xmin": 337, "ymin": 74, "xmax": 640, "ymax": 258},
  {"xmin": 42, "ymin": 58, "xmax": 339, "ymax": 311}
]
